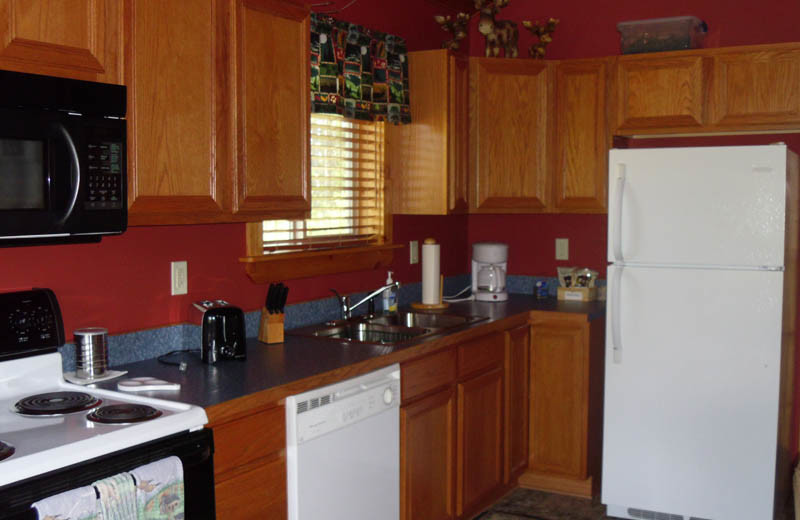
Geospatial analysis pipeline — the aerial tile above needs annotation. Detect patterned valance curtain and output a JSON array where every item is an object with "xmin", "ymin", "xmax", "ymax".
[{"xmin": 310, "ymin": 13, "xmax": 411, "ymax": 124}]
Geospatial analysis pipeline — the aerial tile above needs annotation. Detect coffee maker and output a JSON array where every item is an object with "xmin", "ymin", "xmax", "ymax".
[{"xmin": 471, "ymin": 242, "xmax": 508, "ymax": 302}]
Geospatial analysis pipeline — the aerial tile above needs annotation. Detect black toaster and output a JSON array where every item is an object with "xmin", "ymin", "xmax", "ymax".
[{"xmin": 192, "ymin": 300, "xmax": 246, "ymax": 363}]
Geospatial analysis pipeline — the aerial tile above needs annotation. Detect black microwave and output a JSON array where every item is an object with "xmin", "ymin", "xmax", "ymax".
[{"xmin": 0, "ymin": 70, "xmax": 127, "ymax": 246}]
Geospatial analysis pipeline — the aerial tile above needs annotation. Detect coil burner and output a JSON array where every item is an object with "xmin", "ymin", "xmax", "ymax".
[
  {"xmin": 86, "ymin": 404, "xmax": 163, "ymax": 424},
  {"xmin": 15, "ymin": 392, "xmax": 101, "ymax": 416}
]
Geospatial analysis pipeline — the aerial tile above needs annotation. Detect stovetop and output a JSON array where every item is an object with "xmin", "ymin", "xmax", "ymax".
[{"xmin": 0, "ymin": 352, "xmax": 207, "ymax": 488}]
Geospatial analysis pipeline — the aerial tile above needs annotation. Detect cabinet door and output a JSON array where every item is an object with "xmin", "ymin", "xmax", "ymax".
[
  {"xmin": 470, "ymin": 58, "xmax": 550, "ymax": 212},
  {"xmin": 504, "ymin": 324, "xmax": 530, "ymax": 483},
  {"xmin": 401, "ymin": 388, "xmax": 456, "ymax": 520},
  {"xmin": 457, "ymin": 367, "xmax": 504, "ymax": 517},
  {"xmin": 127, "ymin": 0, "xmax": 230, "ymax": 225},
  {"xmin": 448, "ymin": 53, "xmax": 469, "ymax": 213},
  {"xmin": 387, "ymin": 50, "xmax": 467, "ymax": 215},
  {"xmin": 554, "ymin": 59, "xmax": 608, "ymax": 212},
  {"xmin": 232, "ymin": 0, "xmax": 310, "ymax": 218},
  {"xmin": 216, "ymin": 454, "xmax": 286, "ymax": 519},
  {"xmin": 529, "ymin": 320, "xmax": 587, "ymax": 478},
  {"xmin": 711, "ymin": 45, "xmax": 800, "ymax": 129},
  {"xmin": 0, "ymin": 0, "xmax": 123, "ymax": 83},
  {"xmin": 614, "ymin": 54, "xmax": 707, "ymax": 134}
]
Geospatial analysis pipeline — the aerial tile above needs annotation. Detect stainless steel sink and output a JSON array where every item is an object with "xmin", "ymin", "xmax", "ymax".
[
  {"xmin": 366, "ymin": 312, "xmax": 486, "ymax": 329},
  {"xmin": 310, "ymin": 322, "xmax": 431, "ymax": 344},
  {"xmin": 288, "ymin": 312, "xmax": 488, "ymax": 346}
]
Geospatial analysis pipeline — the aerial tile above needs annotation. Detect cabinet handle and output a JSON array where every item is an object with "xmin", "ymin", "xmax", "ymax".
[
  {"xmin": 610, "ymin": 265, "xmax": 623, "ymax": 364},
  {"xmin": 612, "ymin": 164, "xmax": 626, "ymax": 262}
]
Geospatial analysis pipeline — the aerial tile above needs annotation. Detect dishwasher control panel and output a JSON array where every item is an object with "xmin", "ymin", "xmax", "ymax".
[{"xmin": 286, "ymin": 364, "xmax": 400, "ymax": 446}]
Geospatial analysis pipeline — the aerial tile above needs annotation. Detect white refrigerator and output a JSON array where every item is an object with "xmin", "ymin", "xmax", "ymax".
[{"xmin": 602, "ymin": 144, "xmax": 798, "ymax": 520}]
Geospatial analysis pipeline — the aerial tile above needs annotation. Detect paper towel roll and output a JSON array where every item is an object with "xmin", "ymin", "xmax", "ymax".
[{"xmin": 422, "ymin": 239, "xmax": 440, "ymax": 305}]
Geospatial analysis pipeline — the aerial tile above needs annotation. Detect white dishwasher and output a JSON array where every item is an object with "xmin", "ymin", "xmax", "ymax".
[{"xmin": 286, "ymin": 363, "xmax": 400, "ymax": 520}]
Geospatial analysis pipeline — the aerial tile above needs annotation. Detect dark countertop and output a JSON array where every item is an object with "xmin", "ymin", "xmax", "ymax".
[{"xmin": 99, "ymin": 295, "xmax": 604, "ymax": 411}]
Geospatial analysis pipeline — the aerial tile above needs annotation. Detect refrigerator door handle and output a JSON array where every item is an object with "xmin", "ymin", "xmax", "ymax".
[
  {"xmin": 611, "ymin": 265, "xmax": 623, "ymax": 364},
  {"xmin": 612, "ymin": 164, "xmax": 626, "ymax": 262}
]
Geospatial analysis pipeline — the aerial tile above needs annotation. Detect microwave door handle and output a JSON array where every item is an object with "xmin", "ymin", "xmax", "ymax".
[{"xmin": 55, "ymin": 123, "xmax": 81, "ymax": 226}]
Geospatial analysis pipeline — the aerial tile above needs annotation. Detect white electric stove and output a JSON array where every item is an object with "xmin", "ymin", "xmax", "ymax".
[
  {"xmin": 0, "ymin": 352, "xmax": 207, "ymax": 487},
  {"xmin": 0, "ymin": 289, "xmax": 214, "ymax": 518}
]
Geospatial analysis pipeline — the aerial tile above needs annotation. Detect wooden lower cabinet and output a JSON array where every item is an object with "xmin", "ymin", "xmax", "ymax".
[
  {"xmin": 401, "ymin": 387, "xmax": 456, "ymax": 520},
  {"xmin": 210, "ymin": 403, "xmax": 287, "ymax": 519},
  {"xmin": 519, "ymin": 313, "xmax": 605, "ymax": 498},
  {"xmin": 504, "ymin": 324, "xmax": 530, "ymax": 483},
  {"xmin": 457, "ymin": 366, "xmax": 504, "ymax": 518},
  {"xmin": 215, "ymin": 454, "xmax": 287, "ymax": 518}
]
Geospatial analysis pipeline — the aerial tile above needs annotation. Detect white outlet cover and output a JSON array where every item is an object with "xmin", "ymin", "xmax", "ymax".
[
  {"xmin": 555, "ymin": 238, "xmax": 569, "ymax": 261},
  {"xmin": 171, "ymin": 260, "xmax": 188, "ymax": 295},
  {"xmin": 409, "ymin": 240, "xmax": 419, "ymax": 264}
]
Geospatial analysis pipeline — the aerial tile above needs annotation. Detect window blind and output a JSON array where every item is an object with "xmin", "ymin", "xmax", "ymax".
[{"xmin": 261, "ymin": 114, "xmax": 385, "ymax": 254}]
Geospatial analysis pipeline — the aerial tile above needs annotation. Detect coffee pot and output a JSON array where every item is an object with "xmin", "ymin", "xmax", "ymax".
[{"xmin": 471, "ymin": 242, "xmax": 509, "ymax": 302}]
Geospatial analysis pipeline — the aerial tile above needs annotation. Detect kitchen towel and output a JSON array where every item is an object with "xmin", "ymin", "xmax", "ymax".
[
  {"xmin": 94, "ymin": 473, "xmax": 137, "ymax": 520},
  {"xmin": 421, "ymin": 238, "xmax": 441, "ymax": 305},
  {"xmin": 130, "ymin": 456, "xmax": 185, "ymax": 520},
  {"xmin": 32, "ymin": 484, "xmax": 98, "ymax": 520}
]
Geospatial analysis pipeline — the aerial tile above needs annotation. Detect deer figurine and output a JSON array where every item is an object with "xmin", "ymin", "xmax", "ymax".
[
  {"xmin": 475, "ymin": 0, "xmax": 519, "ymax": 58},
  {"xmin": 522, "ymin": 18, "xmax": 559, "ymax": 59},
  {"xmin": 433, "ymin": 12, "xmax": 470, "ymax": 51}
]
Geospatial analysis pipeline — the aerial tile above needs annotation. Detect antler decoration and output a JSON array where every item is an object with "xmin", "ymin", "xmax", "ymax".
[
  {"xmin": 433, "ymin": 12, "xmax": 470, "ymax": 51},
  {"xmin": 521, "ymin": 18, "xmax": 559, "ymax": 59},
  {"xmin": 473, "ymin": 0, "xmax": 519, "ymax": 58}
]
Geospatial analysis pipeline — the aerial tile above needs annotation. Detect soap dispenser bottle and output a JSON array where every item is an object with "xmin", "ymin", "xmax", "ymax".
[{"xmin": 383, "ymin": 271, "xmax": 398, "ymax": 313}]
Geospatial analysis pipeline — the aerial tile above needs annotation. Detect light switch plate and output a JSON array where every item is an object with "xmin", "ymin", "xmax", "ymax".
[
  {"xmin": 409, "ymin": 240, "xmax": 419, "ymax": 264},
  {"xmin": 555, "ymin": 238, "xmax": 569, "ymax": 261},
  {"xmin": 171, "ymin": 261, "xmax": 188, "ymax": 295}
]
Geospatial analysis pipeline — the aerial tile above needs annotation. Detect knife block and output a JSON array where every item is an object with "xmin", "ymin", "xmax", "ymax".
[{"xmin": 258, "ymin": 309, "xmax": 284, "ymax": 344}]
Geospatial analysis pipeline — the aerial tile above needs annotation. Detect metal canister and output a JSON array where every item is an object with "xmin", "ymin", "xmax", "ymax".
[{"xmin": 74, "ymin": 327, "xmax": 108, "ymax": 379}]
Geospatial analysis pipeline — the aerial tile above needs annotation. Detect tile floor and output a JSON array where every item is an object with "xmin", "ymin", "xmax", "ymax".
[
  {"xmin": 478, "ymin": 488, "xmax": 797, "ymax": 520},
  {"xmin": 477, "ymin": 489, "xmax": 607, "ymax": 520}
]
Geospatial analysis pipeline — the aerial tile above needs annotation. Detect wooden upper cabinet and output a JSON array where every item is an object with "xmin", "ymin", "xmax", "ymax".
[
  {"xmin": 470, "ymin": 58, "xmax": 551, "ymax": 213},
  {"xmin": 387, "ymin": 50, "xmax": 468, "ymax": 215},
  {"xmin": 126, "ymin": 0, "xmax": 229, "ymax": 225},
  {"xmin": 711, "ymin": 44, "xmax": 800, "ymax": 130},
  {"xmin": 553, "ymin": 59, "xmax": 609, "ymax": 212},
  {"xmin": 614, "ymin": 53, "xmax": 708, "ymax": 134},
  {"xmin": 232, "ymin": 0, "xmax": 310, "ymax": 218},
  {"xmin": 0, "ymin": 0, "xmax": 123, "ymax": 83}
]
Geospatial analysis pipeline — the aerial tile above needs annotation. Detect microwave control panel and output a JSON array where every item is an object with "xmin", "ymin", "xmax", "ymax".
[{"xmin": 85, "ymin": 141, "xmax": 123, "ymax": 210}]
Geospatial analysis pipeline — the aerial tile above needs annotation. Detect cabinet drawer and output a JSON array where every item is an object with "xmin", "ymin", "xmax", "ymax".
[
  {"xmin": 402, "ymin": 348, "xmax": 457, "ymax": 403},
  {"xmin": 216, "ymin": 454, "xmax": 286, "ymax": 519},
  {"xmin": 213, "ymin": 405, "xmax": 285, "ymax": 478},
  {"xmin": 457, "ymin": 332, "xmax": 504, "ymax": 378}
]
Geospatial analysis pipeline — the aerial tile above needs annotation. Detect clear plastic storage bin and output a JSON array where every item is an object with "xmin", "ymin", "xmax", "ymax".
[{"xmin": 617, "ymin": 16, "xmax": 707, "ymax": 54}]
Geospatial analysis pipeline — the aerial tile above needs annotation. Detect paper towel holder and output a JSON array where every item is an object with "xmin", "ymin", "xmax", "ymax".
[{"xmin": 412, "ymin": 237, "xmax": 450, "ymax": 310}]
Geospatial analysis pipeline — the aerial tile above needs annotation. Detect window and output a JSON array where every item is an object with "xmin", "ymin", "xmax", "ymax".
[{"xmin": 260, "ymin": 114, "xmax": 386, "ymax": 254}]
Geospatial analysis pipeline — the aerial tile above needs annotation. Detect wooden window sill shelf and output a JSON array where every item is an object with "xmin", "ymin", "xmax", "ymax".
[{"xmin": 239, "ymin": 244, "xmax": 402, "ymax": 283}]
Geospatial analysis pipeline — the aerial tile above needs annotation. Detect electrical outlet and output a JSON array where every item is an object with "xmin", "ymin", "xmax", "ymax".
[
  {"xmin": 171, "ymin": 261, "xmax": 188, "ymax": 295},
  {"xmin": 555, "ymin": 238, "xmax": 569, "ymax": 261},
  {"xmin": 409, "ymin": 240, "xmax": 419, "ymax": 264}
]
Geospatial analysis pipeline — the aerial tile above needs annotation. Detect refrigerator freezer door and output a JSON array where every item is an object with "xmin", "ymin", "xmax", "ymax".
[
  {"xmin": 608, "ymin": 145, "xmax": 787, "ymax": 268},
  {"xmin": 602, "ymin": 264, "xmax": 783, "ymax": 520}
]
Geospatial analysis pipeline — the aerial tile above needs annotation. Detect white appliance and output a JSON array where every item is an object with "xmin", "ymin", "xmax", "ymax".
[
  {"xmin": 0, "ymin": 288, "xmax": 213, "ymax": 516},
  {"xmin": 472, "ymin": 242, "xmax": 508, "ymax": 301},
  {"xmin": 602, "ymin": 145, "xmax": 798, "ymax": 520},
  {"xmin": 286, "ymin": 363, "xmax": 400, "ymax": 520}
]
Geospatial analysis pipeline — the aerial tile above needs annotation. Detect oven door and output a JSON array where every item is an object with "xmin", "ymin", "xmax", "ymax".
[{"xmin": 0, "ymin": 428, "xmax": 215, "ymax": 519}]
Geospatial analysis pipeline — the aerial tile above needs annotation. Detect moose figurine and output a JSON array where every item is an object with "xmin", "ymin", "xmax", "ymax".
[
  {"xmin": 522, "ymin": 18, "xmax": 559, "ymax": 58},
  {"xmin": 434, "ymin": 12, "xmax": 470, "ymax": 51},
  {"xmin": 475, "ymin": 0, "xmax": 518, "ymax": 58}
]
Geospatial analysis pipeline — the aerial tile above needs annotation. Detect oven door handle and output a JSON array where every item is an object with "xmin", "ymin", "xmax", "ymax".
[{"xmin": 55, "ymin": 123, "xmax": 81, "ymax": 226}]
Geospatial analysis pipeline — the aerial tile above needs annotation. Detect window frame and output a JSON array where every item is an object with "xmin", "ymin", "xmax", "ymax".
[{"xmin": 240, "ymin": 116, "xmax": 397, "ymax": 284}]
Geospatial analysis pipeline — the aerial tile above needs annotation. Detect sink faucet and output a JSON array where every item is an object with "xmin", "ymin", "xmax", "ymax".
[{"xmin": 330, "ymin": 281, "xmax": 400, "ymax": 320}]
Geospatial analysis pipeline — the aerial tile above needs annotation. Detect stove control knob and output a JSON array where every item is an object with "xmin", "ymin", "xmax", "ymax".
[{"xmin": 10, "ymin": 310, "xmax": 31, "ymax": 333}]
